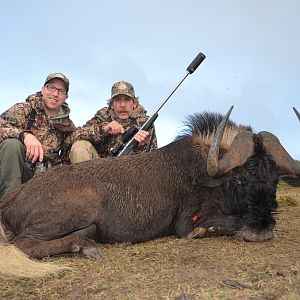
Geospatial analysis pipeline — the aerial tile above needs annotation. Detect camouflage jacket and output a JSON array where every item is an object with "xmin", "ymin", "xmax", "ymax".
[
  {"xmin": 71, "ymin": 104, "xmax": 158, "ymax": 157},
  {"xmin": 0, "ymin": 92, "xmax": 76, "ymax": 170}
]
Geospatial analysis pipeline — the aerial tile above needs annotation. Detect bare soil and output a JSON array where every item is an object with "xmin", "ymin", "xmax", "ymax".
[{"xmin": 1, "ymin": 184, "xmax": 299, "ymax": 300}]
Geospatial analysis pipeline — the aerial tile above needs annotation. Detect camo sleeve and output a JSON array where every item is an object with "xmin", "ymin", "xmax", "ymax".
[
  {"xmin": 146, "ymin": 126, "xmax": 158, "ymax": 151},
  {"xmin": 70, "ymin": 107, "xmax": 110, "ymax": 144},
  {"xmin": 0, "ymin": 102, "xmax": 31, "ymax": 143}
]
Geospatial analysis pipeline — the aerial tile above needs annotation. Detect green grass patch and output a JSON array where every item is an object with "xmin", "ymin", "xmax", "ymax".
[
  {"xmin": 277, "ymin": 195, "xmax": 298, "ymax": 206},
  {"xmin": 277, "ymin": 182, "xmax": 294, "ymax": 191}
]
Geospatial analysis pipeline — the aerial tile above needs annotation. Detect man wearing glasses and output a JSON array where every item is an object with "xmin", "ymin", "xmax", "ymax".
[{"xmin": 0, "ymin": 73, "xmax": 76, "ymax": 198}]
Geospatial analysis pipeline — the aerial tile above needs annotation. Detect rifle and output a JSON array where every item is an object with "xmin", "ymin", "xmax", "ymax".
[
  {"xmin": 293, "ymin": 107, "xmax": 300, "ymax": 122},
  {"xmin": 116, "ymin": 52, "xmax": 206, "ymax": 156},
  {"xmin": 110, "ymin": 125, "xmax": 139, "ymax": 156}
]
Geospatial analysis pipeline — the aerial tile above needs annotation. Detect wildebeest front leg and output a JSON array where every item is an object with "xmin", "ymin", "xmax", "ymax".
[
  {"xmin": 14, "ymin": 235, "xmax": 101, "ymax": 259},
  {"xmin": 187, "ymin": 226, "xmax": 233, "ymax": 239},
  {"xmin": 174, "ymin": 207, "xmax": 198, "ymax": 237}
]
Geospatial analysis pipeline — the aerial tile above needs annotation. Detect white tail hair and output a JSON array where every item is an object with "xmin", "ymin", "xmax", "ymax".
[{"xmin": 0, "ymin": 221, "xmax": 69, "ymax": 278}]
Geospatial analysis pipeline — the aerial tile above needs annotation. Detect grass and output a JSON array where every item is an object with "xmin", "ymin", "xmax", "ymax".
[{"xmin": 0, "ymin": 184, "xmax": 299, "ymax": 299}]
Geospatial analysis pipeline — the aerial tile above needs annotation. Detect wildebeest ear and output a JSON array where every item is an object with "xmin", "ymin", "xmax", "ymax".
[{"xmin": 279, "ymin": 175, "xmax": 300, "ymax": 187}]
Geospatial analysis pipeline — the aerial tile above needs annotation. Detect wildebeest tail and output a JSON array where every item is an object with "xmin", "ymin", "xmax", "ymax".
[{"xmin": 0, "ymin": 218, "xmax": 68, "ymax": 278}]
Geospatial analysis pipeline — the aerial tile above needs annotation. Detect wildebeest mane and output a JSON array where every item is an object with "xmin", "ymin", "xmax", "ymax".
[
  {"xmin": 174, "ymin": 111, "xmax": 253, "ymax": 148},
  {"xmin": 175, "ymin": 112, "xmax": 253, "ymax": 139}
]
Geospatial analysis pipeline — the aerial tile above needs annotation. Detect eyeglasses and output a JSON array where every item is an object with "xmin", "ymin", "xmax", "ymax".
[{"xmin": 45, "ymin": 84, "xmax": 67, "ymax": 95}]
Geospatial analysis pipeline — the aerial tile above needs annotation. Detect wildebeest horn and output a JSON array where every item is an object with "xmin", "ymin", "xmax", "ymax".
[
  {"xmin": 207, "ymin": 105, "xmax": 257, "ymax": 177},
  {"xmin": 206, "ymin": 106, "xmax": 234, "ymax": 177},
  {"xmin": 293, "ymin": 107, "xmax": 300, "ymax": 122},
  {"xmin": 207, "ymin": 130, "xmax": 255, "ymax": 177},
  {"xmin": 207, "ymin": 105, "xmax": 253, "ymax": 177},
  {"xmin": 258, "ymin": 131, "xmax": 300, "ymax": 177}
]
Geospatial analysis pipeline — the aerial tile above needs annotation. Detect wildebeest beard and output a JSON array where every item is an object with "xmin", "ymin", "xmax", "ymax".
[{"xmin": 195, "ymin": 136, "xmax": 278, "ymax": 241}]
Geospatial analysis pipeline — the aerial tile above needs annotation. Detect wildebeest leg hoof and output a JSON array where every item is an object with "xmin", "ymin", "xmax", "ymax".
[
  {"xmin": 188, "ymin": 226, "xmax": 231, "ymax": 239},
  {"xmin": 82, "ymin": 247, "xmax": 102, "ymax": 259},
  {"xmin": 70, "ymin": 236, "xmax": 102, "ymax": 259},
  {"xmin": 187, "ymin": 226, "xmax": 207, "ymax": 238},
  {"xmin": 70, "ymin": 243, "xmax": 81, "ymax": 253}
]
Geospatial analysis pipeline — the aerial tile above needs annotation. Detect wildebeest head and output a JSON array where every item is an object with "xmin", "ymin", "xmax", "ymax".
[{"xmin": 181, "ymin": 107, "xmax": 300, "ymax": 242}]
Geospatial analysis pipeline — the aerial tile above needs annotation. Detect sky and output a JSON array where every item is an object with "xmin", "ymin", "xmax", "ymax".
[{"xmin": 0, "ymin": 0, "xmax": 299, "ymax": 158}]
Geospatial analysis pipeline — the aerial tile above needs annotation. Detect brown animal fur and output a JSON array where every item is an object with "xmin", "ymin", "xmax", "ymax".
[{"xmin": 1, "ymin": 113, "xmax": 295, "ymax": 278}]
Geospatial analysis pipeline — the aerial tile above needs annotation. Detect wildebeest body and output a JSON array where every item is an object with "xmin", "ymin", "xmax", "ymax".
[
  {"xmin": 2, "ymin": 134, "xmax": 275, "ymax": 245},
  {"xmin": 1, "ymin": 111, "xmax": 300, "ymax": 278},
  {"xmin": 2, "ymin": 136, "xmax": 210, "ymax": 244}
]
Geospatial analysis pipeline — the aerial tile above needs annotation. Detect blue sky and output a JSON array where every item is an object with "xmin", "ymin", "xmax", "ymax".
[{"xmin": 1, "ymin": 0, "xmax": 299, "ymax": 158}]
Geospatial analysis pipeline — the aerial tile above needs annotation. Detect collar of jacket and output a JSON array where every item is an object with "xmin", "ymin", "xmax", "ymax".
[{"xmin": 25, "ymin": 92, "xmax": 75, "ymax": 132}]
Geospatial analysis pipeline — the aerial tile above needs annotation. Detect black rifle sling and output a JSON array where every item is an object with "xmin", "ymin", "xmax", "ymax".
[
  {"xmin": 24, "ymin": 108, "xmax": 49, "ymax": 168},
  {"xmin": 26, "ymin": 108, "xmax": 36, "ymax": 130},
  {"xmin": 58, "ymin": 132, "xmax": 68, "ymax": 157},
  {"xmin": 25, "ymin": 108, "xmax": 67, "ymax": 157}
]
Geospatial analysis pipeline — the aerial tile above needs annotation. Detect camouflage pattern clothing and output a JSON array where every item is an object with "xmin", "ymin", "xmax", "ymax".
[
  {"xmin": 71, "ymin": 104, "xmax": 157, "ymax": 157},
  {"xmin": 0, "ymin": 92, "xmax": 76, "ymax": 171}
]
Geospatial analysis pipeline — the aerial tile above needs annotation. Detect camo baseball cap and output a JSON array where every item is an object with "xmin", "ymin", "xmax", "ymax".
[
  {"xmin": 111, "ymin": 81, "xmax": 136, "ymax": 99},
  {"xmin": 44, "ymin": 73, "xmax": 69, "ymax": 92}
]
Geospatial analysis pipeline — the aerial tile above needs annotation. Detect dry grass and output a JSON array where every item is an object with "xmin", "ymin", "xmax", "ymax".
[{"xmin": 1, "ymin": 185, "xmax": 299, "ymax": 300}]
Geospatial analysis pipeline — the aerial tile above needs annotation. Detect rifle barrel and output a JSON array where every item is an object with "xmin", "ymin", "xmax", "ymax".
[
  {"xmin": 155, "ymin": 72, "xmax": 189, "ymax": 115},
  {"xmin": 118, "ymin": 52, "xmax": 206, "ymax": 156}
]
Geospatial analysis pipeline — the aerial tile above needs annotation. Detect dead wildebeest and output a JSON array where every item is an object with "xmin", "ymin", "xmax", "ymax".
[{"xmin": 1, "ymin": 108, "xmax": 300, "ymax": 278}]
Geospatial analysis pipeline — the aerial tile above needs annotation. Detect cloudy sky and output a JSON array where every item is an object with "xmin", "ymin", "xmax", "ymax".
[{"xmin": 1, "ymin": 1, "xmax": 299, "ymax": 158}]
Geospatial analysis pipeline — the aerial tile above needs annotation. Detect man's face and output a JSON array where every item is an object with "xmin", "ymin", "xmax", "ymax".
[
  {"xmin": 111, "ymin": 95, "xmax": 136, "ymax": 120},
  {"xmin": 41, "ymin": 79, "xmax": 68, "ymax": 114}
]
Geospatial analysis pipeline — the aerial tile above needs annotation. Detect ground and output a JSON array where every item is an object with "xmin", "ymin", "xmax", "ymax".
[{"xmin": 0, "ymin": 183, "xmax": 299, "ymax": 300}]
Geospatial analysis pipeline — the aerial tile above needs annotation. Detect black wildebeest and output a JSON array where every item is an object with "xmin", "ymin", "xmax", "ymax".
[{"xmin": 1, "ymin": 108, "xmax": 300, "ymax": 278}]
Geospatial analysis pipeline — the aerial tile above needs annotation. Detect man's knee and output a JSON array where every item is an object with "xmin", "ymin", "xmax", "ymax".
[
  {"xmin": 0, "ymin": 139, "xmax": 28, "ymax": 198},
  {"xmin": 70, "ymin": 140, "xmax": 98, "ymax": 163},
  {"xmin": 0, "ymin": 139, "xmax": 25, "ymax": 170},
  {"xmin": 0, "ymin": 138, "xmax": 25, "ymax": 154}
]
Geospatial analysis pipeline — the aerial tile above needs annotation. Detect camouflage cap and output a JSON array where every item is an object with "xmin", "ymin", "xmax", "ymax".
[
  {"xmin": 44, "ymin": 73, "xmax": 69, "ymax": 92},
  {"xmin": 111, "ymin": 81, "xmax": 135, "ymax": 99}
]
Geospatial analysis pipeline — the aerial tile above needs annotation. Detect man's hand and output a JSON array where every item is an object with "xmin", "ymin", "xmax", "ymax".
[
  {"xmin": 103, "ymin": 121, "xmax": 125, "ymax": 135},
  {"xmin": 134, "ymin": 130, "xmax": 149, "ymax": 146},
  {"xmin": 23, "ymin": 133, "xmax": 44, "ymax": 163}
]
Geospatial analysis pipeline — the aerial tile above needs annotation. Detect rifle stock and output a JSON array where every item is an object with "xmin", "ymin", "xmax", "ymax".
[{"xmin": 118, "ymin": 113, "xmax": 158, "ymax": 156}]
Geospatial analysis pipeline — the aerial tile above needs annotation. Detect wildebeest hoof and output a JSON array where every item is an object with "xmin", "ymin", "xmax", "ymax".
[
  {"xmin": 70, "ymin": 236, "xmax": 101, "ymax": 258},
  {"xmin": 82, "ymin": 247, "xmax": 102, "ymax": 259},
  {"xmin": 187, "ymin": 226, "xmax": 207, "ymax": 238},
  {"xmin": 71, "ymin": 243, "xmax": 81, "ymax": 253},
  {"xmin": 187, "ymin": 226, "xmax": 227, "ymax": 238}
]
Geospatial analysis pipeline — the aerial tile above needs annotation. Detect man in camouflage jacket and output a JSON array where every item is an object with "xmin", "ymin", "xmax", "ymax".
[
  {"xmin": 0, "ymin": 73, "xmax": 76, "ymax": 198},
  {"xmin": 70, "ymin": 81, "xmax": 157, "ymax": 162}
]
